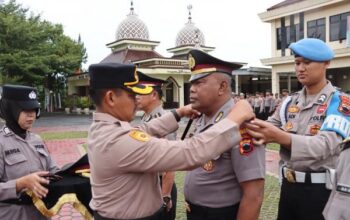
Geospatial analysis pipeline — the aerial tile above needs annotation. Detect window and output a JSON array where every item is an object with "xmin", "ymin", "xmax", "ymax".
[
  {"xmin": 330, "ymin": 12, "xmax": 350, "ymax": 41},
  {"xmin": 276, "ymin": 24, "xmax": 304, "ymax": 50},
  {"xmin": 307, "ymin": 18, "xmax": 326, "ymax": 41}
]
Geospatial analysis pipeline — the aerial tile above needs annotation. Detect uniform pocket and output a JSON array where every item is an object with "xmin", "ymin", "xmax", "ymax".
[
  {"xmin": 4, "ymin": 154, "xmax": 27, "ymax": 165},
  {"xmin": 4, "ymin": 154, "xmax": 28, "ymax": 179}
]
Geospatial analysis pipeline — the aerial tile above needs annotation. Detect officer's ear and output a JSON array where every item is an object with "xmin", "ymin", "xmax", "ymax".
[
  {"xmin": 104, "ymin": 90, "xmax": 116, "ymax": 107},
  {"xmin": 219, "ymin": 80, "xmax": 229, "ymax": 96}
]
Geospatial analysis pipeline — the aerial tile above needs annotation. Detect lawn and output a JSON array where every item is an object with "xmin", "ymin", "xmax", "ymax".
[{"xmin": 39, "ymin": 131, "xmax": 88, "ymax": 140}]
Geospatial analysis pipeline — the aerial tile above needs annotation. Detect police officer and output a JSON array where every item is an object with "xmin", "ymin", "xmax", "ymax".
[
  {"xmin": 0, "ymin": 85, "xmax": 59, "ymax": 220},
  {"xmin": 87, "ymin": 63, "xmax": 255, "ymax": 220},
  {"xmin": 184, "ymin": 50, "xmax": 265, "ymax": 220},
  {"xmin": 246, "ymin": 38, "xmax": 348, "ymax": 220},
  {"xmin": 323, "ymin": 137, "xmax": 350, "ymax": 219},
  {"xmin": 136, "ymin": 72, "xmax": 177, "ymax": 220}
]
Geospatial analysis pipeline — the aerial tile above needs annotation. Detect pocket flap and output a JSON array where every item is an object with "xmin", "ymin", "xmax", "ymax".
[{"xmin": 5, "ymin": 154, "xmax": 27, "ymax": 165}]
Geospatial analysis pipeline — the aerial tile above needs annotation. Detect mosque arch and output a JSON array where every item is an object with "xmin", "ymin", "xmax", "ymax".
[{"xmin": 163, "ymin": 77, "xmax": 180, "ymax": 108}]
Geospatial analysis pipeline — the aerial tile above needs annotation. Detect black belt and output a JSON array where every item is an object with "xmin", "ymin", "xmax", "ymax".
[
  {"xmin": 186, "ymin": 201, "xmax": 240, "ymax": 215},
  {"xmin": 1, "ymin": 194, "xmax": 33, "ymax": 205},
  {"xmin": 94, "ymin": 206, "xmax": 165, "ymax": 220}
]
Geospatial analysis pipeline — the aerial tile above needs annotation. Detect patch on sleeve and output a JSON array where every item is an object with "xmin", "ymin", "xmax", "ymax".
[
  {"xmin": 239, "ymin": 127, "xmax": 254, "ymax": 156},
  {"xmin": 129, "ymin": 130, "xmax": 150, "ymax": 142},
  {"xmin": 336, "ymin": 184, "xmax": 350, "ymax": 195},
  {"xmin": 320, "ymin": 91, "xmax": 350, "ymax": 139}
]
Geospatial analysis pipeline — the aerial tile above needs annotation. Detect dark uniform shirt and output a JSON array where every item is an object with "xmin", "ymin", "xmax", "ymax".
[{"xmin": 184, "ymin": 99, "xmax": 265, "ymax": 208}]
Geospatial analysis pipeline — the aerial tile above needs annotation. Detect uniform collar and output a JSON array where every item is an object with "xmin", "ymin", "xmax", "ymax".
[
  {"xmin": 198, "ymin": 98, "xmax": 234, "ymax": 128},
  {"xmin": 141, "ymin": 105, "xmax": 163, "ymax": 122},
  {"xmin": 93, "ymin": 112, "xmax": 131, "ymax": 129},
  {"xmin": 1, "ymin": 125, "xmax": 31, "ymax": 141},
  {"xmin": 298, "ymin": 81, "xmax": 336, "ymax": 107}
]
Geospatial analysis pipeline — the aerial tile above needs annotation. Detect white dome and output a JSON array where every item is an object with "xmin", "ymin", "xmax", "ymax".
[
  {"xmin": 116, "ymin": 10, "xmax": 149, "ymax": 41},
  {"xmin": 175, "ymin": 22, "xmax": 205, "ymax": 47}
]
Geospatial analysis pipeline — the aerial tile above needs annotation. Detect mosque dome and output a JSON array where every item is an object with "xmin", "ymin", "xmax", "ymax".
[
  {"xmin": 115, "ymin": 3, "xmax": 149, "ymax": 41},
  {"xmin": 175, "ymin": 5, "xmax": 205, "ymax": 47}
]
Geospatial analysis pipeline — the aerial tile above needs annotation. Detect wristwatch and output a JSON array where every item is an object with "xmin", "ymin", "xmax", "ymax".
[
  {"xmin": 171, "ymin": 109, "xmax": 181, "ymax": 122},
  {"xmin": 163, "ymin": 196, "xmax": 171, "ymax": 205}
]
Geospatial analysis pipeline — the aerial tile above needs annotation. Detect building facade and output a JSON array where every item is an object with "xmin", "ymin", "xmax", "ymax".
[{"xmin": 259, "ymin": 0, "xmax": 350, "ymax": 94}]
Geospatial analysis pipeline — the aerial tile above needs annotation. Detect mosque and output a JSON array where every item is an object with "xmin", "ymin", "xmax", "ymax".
[{"xmin": 67, "ymin": 2, "xmax": 272, "ymax": 108}]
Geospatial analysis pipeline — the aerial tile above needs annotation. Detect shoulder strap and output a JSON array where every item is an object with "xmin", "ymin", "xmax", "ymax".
[{"xmin": 280, "ymin": 96, "xmax": 292, "ymax": 126}]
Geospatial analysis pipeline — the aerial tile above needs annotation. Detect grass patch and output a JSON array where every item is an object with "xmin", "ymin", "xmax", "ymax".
[
  {"xmin": 266, "ymin": 143, "xmax": 280, "ymax": 151},
  {"xmin": 174, "ymin": 172, "xmax": 280, "ymax": 219},
  {"xmin": 39, "ymin": 131, "xmax": 88, "ymax": 141}
]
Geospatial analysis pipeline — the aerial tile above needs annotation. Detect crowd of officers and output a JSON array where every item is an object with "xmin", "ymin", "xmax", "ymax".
[
  {"xmin": 0, "ymin": 38, "xmax": 350, "ymax": 220},
  {"xmin": 232, "ymin": 89, "xmax": 290, "ymax": 120}
]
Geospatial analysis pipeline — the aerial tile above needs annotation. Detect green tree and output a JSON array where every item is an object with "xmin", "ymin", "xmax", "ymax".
[{"xmin": 0, "ymin": 0, "xmax": 87, "ymax": 90}]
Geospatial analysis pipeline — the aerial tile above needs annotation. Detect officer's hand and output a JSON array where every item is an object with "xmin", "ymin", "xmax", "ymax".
[
  {"xmin": 16, "ymin": 171, "xmax": 50, "ymax": 199},
  {"xmin": 228, "ymin": 100, "xmax": 255, "ymax": 125},
  {"xmin": 166, "ymin": 200, "xmax": 173, "ymax": 212},
  {"xmin": 245, "ymin": 119, "xmax": 291, "ymax": 146},
  {"xmin": 176, "ymin": 104, "xmax": 201, "ymax": 119}
]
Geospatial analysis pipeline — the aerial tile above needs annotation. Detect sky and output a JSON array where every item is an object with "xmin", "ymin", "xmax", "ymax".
[{"xmin": 10, "ymin": 0, "xmax": 282, "ymax": 69}]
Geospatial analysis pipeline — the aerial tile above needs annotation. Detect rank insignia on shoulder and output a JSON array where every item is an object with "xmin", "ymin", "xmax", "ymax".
[
  {"xmin": 288, "ymin": 105, "xmax": 299, "ymax": 113},
  {"xmin": 338, "ymin": 95, "xmax": 350, "ymax": 116},
  {"xmin": 214, "ymin": 112, "xmax": 224, "ymax": 123},
  {"xmin": 129, "ymin": 130, "xmax": 150, "ymax": 142},
  {"xmin": 202, "ymin": 160, "xmax": 215, "ymax": 171}
]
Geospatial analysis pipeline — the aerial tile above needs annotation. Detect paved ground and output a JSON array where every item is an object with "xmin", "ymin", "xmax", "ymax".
[{"xmin": 32, "ymin": 112, "xmax": 280, "ymax": 220}]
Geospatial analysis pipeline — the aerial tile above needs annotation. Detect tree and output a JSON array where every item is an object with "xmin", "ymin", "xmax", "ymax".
[{"xmin": 0, "ymin": 0, "xmax": 87, "ymax": 91}]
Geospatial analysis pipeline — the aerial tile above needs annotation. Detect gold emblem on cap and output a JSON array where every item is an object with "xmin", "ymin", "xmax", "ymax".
[
  {"xmin": 129, "ymin": 130, "xmax": 150, "ymax": 142},
  {"xmin": 188, "ymin": 54, "xmax": 195, "ymax": 69}
]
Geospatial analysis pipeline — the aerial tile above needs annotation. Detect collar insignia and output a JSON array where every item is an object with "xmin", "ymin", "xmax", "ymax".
[
  {"xmin": 214, "ymin": 112, "xmax": 224, "ymax": 123},
  {"xmin": 317, "ymin": 94, "xmax": 327, "ymax": 103}
]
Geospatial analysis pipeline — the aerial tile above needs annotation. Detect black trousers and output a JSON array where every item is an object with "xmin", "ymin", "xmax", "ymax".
[
  {"xmin": 163, "ymin": 183, "xmax": 177, "ymax": 220},
  {"xmin": 159, "ymin": 175, "xmax": 177, "ymax": 220},
  {"xmin": 186, "ymin": 202, "xmax": 239, "ymax": 220},
  {"xmin": 277, "ymin": 179, "xmax": 331, "ymax": 220}
]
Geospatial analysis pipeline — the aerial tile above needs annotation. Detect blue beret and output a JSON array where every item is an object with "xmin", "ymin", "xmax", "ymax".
[{"xmin": 289, "ymin": 38, "xmax": 334, "ymax": 62}]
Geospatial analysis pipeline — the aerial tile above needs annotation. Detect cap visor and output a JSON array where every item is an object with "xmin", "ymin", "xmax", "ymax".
[
  {"xmin": 17, "ymin": 100, "xmax": 40, "ymax": 110},
  {"xmin": 127, "ymin": 84, "xmax": 154, "ymax": 95},
  {"xmin": 189, "ymin": 72, "xmax": 212, "ymax": 82}
]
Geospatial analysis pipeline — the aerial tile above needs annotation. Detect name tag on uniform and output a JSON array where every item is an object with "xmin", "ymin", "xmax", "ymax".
[
  {"xmin": 336, "ymin": 184, "xmax": 350, "ymax": 194},
  {"xmin": 34, "ymin": 144, "xmax": 45, "ymax": 149},
  {"xmin": 4, "ymin": 148, "xmax": 21, "ymax": 156}
]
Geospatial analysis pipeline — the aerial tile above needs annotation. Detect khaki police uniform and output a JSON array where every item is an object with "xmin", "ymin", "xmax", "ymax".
[
  {"xmin": 268, "ymin": 82, "xmax": 343, "ymax": 219},
  {"xmin": 141, "ymin": 104, "xmax": 177, "ymax": 220},
  {"xmin": 184, "ymin": 99, "xmax": 265, "ymax": 217},
  {"xmin": 323, "ymin": 139, "xmax": 350, "ymax": 220},
  {"xmin": 88, "ymin": 111, "xmax": 242, "ymax": 219},
  {"xmin": 0, "ymin": 126, "xmax": 59, "ymax": 220}
]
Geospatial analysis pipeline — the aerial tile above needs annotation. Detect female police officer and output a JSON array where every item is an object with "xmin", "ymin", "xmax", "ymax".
[{"xmin": 0, "ymin": 85, "xmax": 59, "ymax": 220}]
